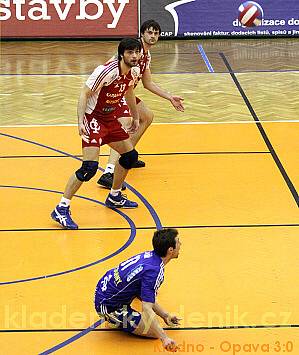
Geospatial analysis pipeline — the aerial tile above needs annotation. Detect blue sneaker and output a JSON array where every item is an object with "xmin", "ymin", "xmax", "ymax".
[
  {"xmin": 51, "ymin": 205, "xmax": 78, "ymax": 229},
  {"xmin": 105, "ymin": 192, "xmax": 138, "ymax": 209}
]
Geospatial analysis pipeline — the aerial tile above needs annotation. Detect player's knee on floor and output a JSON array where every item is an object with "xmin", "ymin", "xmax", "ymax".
[
  {"xmin": 106, "ymin": 306, "xmax": 141, "ymax": 333},
  {"xmin": 75, "ymin": 160, "xmax": 98, "ymax": 182},
  {"xmin": 119, "ymin": 149, "xmax": 138, "ymax": 170}
]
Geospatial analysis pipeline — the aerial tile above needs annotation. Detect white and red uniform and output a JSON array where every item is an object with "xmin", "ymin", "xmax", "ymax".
[
  {"xmin": 83, "ymin": 60, "xmax": 139, "ymax": 148},
  {"xmin": 134, "ymin": 43, "xmax": 151, "ymax": 88},
  {"xmin": 117, "ymin": 43, "xmax": 151, "ymax": 117}
]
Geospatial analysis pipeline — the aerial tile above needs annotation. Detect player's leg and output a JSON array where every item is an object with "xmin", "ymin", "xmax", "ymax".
[
  {"xmin": 103, "ymin": 305, "xmax": 163, "ymax": 339},
  {"xmin": 133, "ymin": 315, "xmax": 178, "ymax": 352},
  {"xmin": 101, "ymin": 305, "xmax": 177, "ymax": 351},
  {"xmin": 121, "ymin": 99, "xmax": 153, "ymax": 169},
  {"xmin": 97, "ymin": 116, "xmax": 132, "ymax": 190},
  {"xmin": 105, "ymin": 138, "xmax": 138, "ymax": 209},
  {"xmin": 98, "ymin": 100, "xmax": 153, "ymax": 188},
  {"xmin": 130, "ymin": 100, "xmax": 154, "ymax": 148},
  {"xmin": 64, "ymin": 147, "xmax": 99, "ymax": 198},
  {"xmin": 51, "ymin": 146, "xmax": 99, "ymax": 229},
  {"xmin": 101, "ymin": 305, "xmax": 143, "ymax": 334}
]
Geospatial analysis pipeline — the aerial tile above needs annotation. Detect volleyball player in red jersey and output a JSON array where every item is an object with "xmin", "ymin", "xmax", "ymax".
[
  {"xmin": 97, "ymin": 20, "xmax": 185, "ymax": 190},
  {"xmin": 51, "ymin": 38, "xmax": 142, "ymax": 230}
]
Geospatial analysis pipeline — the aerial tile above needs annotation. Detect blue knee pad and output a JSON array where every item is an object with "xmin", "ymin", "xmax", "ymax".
[
  {"xmin": 75, "ymin": 161, "xmax": 98, "ymax": 182},
  {"xmin": 119, "ymin": 149, "xmax": 138, "ymax": 170}
]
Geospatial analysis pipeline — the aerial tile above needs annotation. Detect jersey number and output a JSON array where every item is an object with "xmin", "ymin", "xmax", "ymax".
[
  {"xmin": 100, "ymin": 274, "xmax": 112, "ymax": 292},
  {"xmin": 120, "ymin": 255, "xmax": 141, "ymax": 271},
  {"xmin": 119, "ymin": 84, "xmax": 126, "ymax": 92}
]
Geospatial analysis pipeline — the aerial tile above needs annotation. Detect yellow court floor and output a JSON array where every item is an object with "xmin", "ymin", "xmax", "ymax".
[
  {"xmin": 0, "ymin": 122, "xmax": 298, "ymax": 354},
  {"xmin": 1, "ymin": 37, "xmax": 299, "ymax": 354}
]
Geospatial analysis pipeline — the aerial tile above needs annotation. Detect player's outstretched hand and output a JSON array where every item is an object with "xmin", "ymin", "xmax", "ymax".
[
  {"xmin": 127, "ymin": 118, "xmax": 139, "ymax": 134},
  {"xmin": 162, "ymin": 337, "xmax": 178, "ymax": 352},
  {"xmin": 170, "ymin": 96, "xmax": 184, "ymax": 112},
  {"xmin": 78, "ymin": 122, "xmax": 89, "ymax": 143},
  {"xmin": 164, "ymin": 315, "xmax": 182, "ymax": 327}
]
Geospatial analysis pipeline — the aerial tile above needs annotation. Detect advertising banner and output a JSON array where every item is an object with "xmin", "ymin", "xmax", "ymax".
[
  {"xmin": 0, "ymin": 0, "xmax": 138, "ymax": 38},
  {"xmin": 140, "ymin": 0, "xmax": 299, "ymax": 38}
]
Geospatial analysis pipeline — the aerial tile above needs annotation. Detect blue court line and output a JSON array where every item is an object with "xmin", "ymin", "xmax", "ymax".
[
  {"xmin": 197, "ymin": 44, "xmax": 215, "ymax": 73},
  {"xmin": 0, "ymin": 131, "xmax": 162, "ymax": 230},
  {"xmin": 39, "ymin": 319, "xmax": 105, "ymax": 355},
  {"xmin": 0, "ymin": 131, "xmax": 163, "ymax": 353},
  {"xmin": 0, "ymin": 185, "xmax": 137, "ymax": 285}
]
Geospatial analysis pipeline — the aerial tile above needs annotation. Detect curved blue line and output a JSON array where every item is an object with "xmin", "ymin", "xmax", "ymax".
[
  {"xmin": 128, "ymin": 185, "xmax": 162, "ymax": 230},
  {"xmin": 0, "ymin": 131, "xmax": 163, "ymax": 352},
  {"xmin": 39, "ymin": 319, "xmax": 105, "ymax": 355},
  {"xmin": 0, "ymin": 185, "xmax": 136, "ymax": 285},
  {"xmin": 0, "ymin": 132, "xmax": 162, "ymax": 229}
]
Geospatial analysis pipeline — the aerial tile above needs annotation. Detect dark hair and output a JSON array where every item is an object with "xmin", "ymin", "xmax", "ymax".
[
  {"xmin": 118, "ymin": 38, "xmax": 142, "ymax": 61},
  {"xmin": 140, "ymin": 19, "xmax": 161, "ymax": 35},
  {"xmin": 152, "ymin": 228, "xmax": 178, "ymax": 257}
]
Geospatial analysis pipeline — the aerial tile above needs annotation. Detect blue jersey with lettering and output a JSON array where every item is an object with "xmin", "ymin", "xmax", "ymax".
[{"xmin": 94, "ymin": 251, "xmax": 164, "ymax": 313}]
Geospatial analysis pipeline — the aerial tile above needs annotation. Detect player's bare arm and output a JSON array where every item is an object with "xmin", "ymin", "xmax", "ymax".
[
  {"xmin": 141, "ymin": 69, "xmax": 185, "ymax": 112},
  {"xmin": 124, "ymin": 86, "xmax": 140, "ymax": 134},
  {"xmin": 153, "ymin": 302, "xmax": 182, "ymax": 327},
  {"xmin": 141, "ymin": 301, "xmax": 178, "ymax": 352},
  {"xmin": 77, "ymin": 84, "xmax": 93, "ymax": 143}
]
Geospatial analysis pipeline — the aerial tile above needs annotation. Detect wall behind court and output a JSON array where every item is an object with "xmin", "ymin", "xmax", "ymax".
[
  {"xmin": 140, "ymin": 0, "xmax": 299, "ymax": 38},
  {"xmin": 0, "ymin": 0, "xmax": 138, "ymax": 38},
  {"xmin": 1, "ymin": 0, "xmax": 299, "ymax": 39}
]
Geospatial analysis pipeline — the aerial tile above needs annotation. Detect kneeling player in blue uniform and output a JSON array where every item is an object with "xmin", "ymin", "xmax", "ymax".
[{"xmin": 94, "ymin": 228, "xmax": 181, "ymax": 352}]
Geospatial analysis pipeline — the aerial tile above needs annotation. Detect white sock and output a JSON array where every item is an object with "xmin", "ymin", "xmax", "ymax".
[
  {"xmin": 59, "ymin": 196, "xmax": 71, "ymax": 207},
  {"xmin": 105, "ymin": 164, "xmax": 115, "ymax": 174},
  {"xmin": 110, "ymin": 189, "xmax": 121, "ymax": 196}
]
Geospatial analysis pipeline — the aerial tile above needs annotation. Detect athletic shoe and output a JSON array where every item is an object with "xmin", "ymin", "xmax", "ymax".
[
  {"xmin": 105, "ymin": 192, "xmax": 138, "ymax": 209},
  {"xmin": 132, "ymin": 159, "xmax": 145, "ymax": 168},
  {"xmin": 51, "ymin": 205, "xmax": 78, "ymax": 229},
  {"xmin": 97, "ymin": 173, "xmax": 126, "ymax": 190}
]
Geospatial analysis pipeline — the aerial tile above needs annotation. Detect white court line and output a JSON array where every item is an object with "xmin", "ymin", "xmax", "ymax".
[
  {"xmin": 0, "ymin": 120, "xmax": 299, "ymax": 128},
  {"xmin": 153, "ymin": 120, "xmax": 299, "ymax": 125},
  {"xmin": 23, "ymin": 93, "xmax": 44, "ymax": 96}
]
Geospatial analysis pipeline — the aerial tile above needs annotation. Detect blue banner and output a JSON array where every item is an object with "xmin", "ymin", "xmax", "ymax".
[{"xmin": 141, "ymin": 0, "xmax": 299, "ymax": 38}]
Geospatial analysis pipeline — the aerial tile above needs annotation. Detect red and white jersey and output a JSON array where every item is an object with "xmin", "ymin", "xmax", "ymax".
[
  {"xmin": 85, "ymin": 60, "xmax": 140, "ymax": 118},
  {"xmin": 134, "ymin": 44, "xmax": 151, "ymax": 87}
]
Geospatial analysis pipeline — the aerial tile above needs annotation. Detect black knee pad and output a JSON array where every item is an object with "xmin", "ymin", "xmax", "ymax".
[
  {"xmin": 119, "ymin": 149, "xmax": 138, "ymax": 170},
  {"xmin": 75, "ymin": 161, "xmax": 98, "ymax": 182}
]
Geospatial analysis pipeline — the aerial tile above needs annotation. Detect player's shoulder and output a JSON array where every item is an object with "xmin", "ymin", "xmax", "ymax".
[
  {"xmin": 141, "ymin": 251, "xmax": 163, "ymax": 270},
  {"xmin": 93, "ymin": 60, "xmax": 119, "ymax": 83},
  {"xmin": 141, "ymin": 250, "xmax": 155, "ymax": 261},
  {"xmin": 140, "ymin": 47, "xmax": 151, "ymax": 60}
]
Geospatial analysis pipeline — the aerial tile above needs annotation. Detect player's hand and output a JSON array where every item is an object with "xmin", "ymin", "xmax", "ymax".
[
  {"xmin": 127, "ymin": 118, "xmax": 139, "ymax": 134},
  {"xmin": 78, "ymin": 122, "xmax": 89, "ymax": 143},
  {"xmin": 164, "ymin": 314, "xmax": 182, "ymax": 327},
  {"xmin": 161, "ymin": 337, "xmax": 178, "ymax": 352},
  {"xmin": 170, "ymin": 95, "xmax": 184, "ymax": 112}
]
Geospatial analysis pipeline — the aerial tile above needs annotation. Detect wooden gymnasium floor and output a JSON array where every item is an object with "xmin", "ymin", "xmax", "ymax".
[{"xmin": 0, "ymin": 38, "xmax": 298, "ymax": 354}]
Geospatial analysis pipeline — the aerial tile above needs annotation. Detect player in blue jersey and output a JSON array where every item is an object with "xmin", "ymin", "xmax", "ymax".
[{"xmin": 94, "ymin": 228, "xmax": 181, "ymax": 352}]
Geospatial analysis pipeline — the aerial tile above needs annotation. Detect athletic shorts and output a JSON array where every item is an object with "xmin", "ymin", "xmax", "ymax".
[
  {"xmin": 97, "ymin": 304, "xmax": 141, "ymax": 333},
  {"xmin": 82, "ymin": 113, "xmax": 129, "ymax": 148}
]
